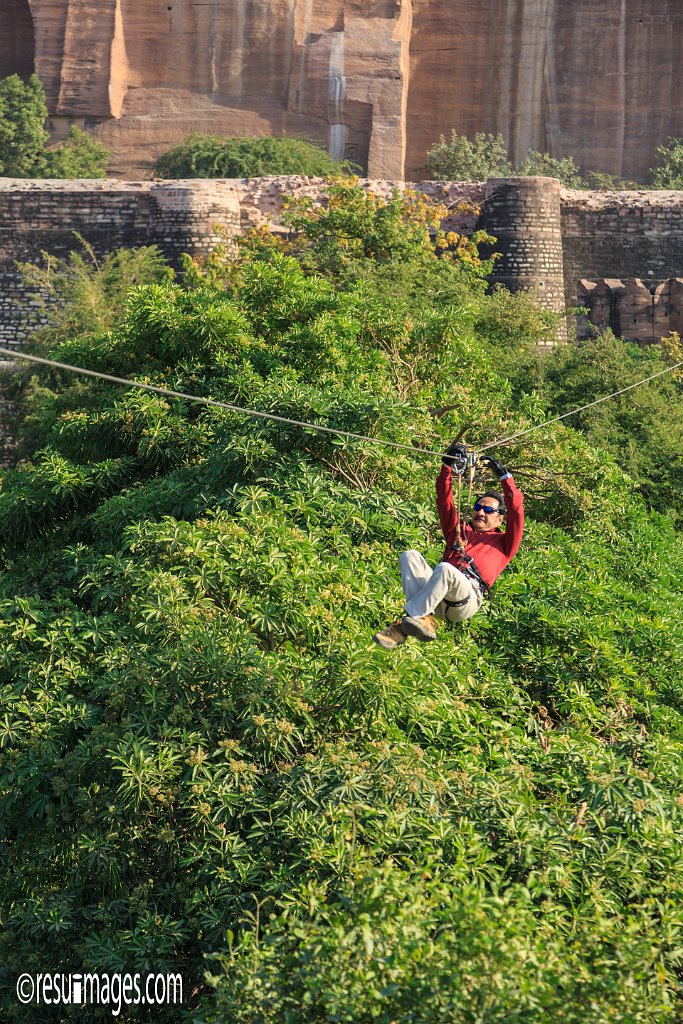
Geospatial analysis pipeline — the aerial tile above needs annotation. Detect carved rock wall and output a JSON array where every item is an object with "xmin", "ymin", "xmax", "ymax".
[
  {"xmin": 22, "ymin": 0, "xmax": 411, "ymax": 179},
  {"xmin": 407, "ymin": 0, "xmax": 683, "ymax": 182},
  {"xmin": 5, "ymin": 1, "xmax": 683, "ymax": 181}
]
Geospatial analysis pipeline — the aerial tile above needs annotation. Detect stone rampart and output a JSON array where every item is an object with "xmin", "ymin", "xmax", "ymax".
[
  {"xmin": 561, "ymin": 188, "xmax": 683, "ymax": 306},
  {"xmin": 0, "ymin": 176, "xmax": 484, "ymax": 347},
  {"xmin": 479, "ymin": 177, "xmax": 567, "ymax": 339},
  {"xmin": 0, "ymin": 179, "xmax": 242, "ymax": 347},
  {"xmin": 3, "ymin": 175, "xmax": 683, "ymax": 347}
]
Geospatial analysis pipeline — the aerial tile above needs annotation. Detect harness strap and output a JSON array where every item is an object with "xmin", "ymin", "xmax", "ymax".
[{"xmin": 445, "ymin": 545, "xmax": 490, "ymax": 598}]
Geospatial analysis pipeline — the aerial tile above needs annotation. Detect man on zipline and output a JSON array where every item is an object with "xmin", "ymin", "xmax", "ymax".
[{"xmin": 373, "ymin": 443, "xmax": 524, "ymax": 649}]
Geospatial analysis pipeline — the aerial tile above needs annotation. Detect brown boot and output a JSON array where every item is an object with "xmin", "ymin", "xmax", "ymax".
[
  {"xmin": 401, "ymin": 613, "xmax": 437, "ymax": 641},
  {"xmin": 372, "ymin": 619, "xmax": 407, "ymax": 650}
]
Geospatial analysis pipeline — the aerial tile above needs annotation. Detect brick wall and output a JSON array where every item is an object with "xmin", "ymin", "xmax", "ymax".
[
  {"xmin": 3, "ymin": 176, "xmax": 683, "ymax": 348},
  {"xmin": 561, "ymin": 188, "xmax": 683, "ymax": 308},
  {"xmin": 0, "ymin": 177, "xmax": 486, "ymax": 345},
  {"xmin": 0, "ymin": 178, "xmax": 242, "ymax": 346}
]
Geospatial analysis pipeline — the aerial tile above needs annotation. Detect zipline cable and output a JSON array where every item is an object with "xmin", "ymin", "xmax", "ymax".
[
  {"xmin": 1, "ymin": 347, "xmax": 682, "ymax": 460},
  {"xmin": 0, "ymin": 348, "xmax": 446, "ymax": 458},
  {"xmin": 478, "ymin": 359, "xmax": 683, "ymax": 452}
]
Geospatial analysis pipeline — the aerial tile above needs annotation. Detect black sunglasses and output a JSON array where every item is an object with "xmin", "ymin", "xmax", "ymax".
[{"xmin": 473, "ymin": 502, "xmax": 502, "ymax": 514}]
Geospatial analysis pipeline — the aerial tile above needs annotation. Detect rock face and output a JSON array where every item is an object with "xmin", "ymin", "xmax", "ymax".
[
  {"xmin": 407, "ymin": 0, "xmax": 683, "ymax": 183},
  {"xmin": 3, "ymin": 0, "xmax": 683, "ymax": 180},
  {"xmin": 12, "ymin": 0, "xmax": 411, "ymax": 178}
]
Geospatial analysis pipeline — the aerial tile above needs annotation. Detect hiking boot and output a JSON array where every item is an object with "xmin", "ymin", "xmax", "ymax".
[
  {"xmin": 372, "ymin": 620, "xmax": 407, "ymax": 650},
  {"xmin": 401, "ymin": 613, "xmax": 437, "ymax": 641}
]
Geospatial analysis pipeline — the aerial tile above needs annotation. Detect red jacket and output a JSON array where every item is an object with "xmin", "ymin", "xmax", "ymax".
[{"xmin": 436, "ymin": 465, "xmax": 524, "ymax": 589}]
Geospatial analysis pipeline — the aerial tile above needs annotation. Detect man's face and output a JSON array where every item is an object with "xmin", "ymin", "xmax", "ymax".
[{"xmin": 471, "ymin": 497, "xmax": 504, "ymax": 532}]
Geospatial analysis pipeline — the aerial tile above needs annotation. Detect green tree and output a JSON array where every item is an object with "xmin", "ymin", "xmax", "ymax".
[
  {"xmin": 516, "ymin": 149, "xmax": 585, "ymax": 187},
  {"xmin": 1, "ymin": 184, "xmax": 683, "ymax": 1024},
  {"xmin": 649, "ymin": 137, "xmax": 683, "ymax": 188},
  {"xmin": 0, "ymin": 73, "xmax": 108, "ymax": 178},
  {"xmin": 425, "ymin": 130, "xmax": 512, "ymax": 180},
  {"xmin": 18, "ymin": 240, "xmax": 172, "ymax": 341},
  {"xmin": 0, "ymin": 74, "xmax": 49, "ymax": 176},
  {"xmin": 43, "ymin": 125, "xmax": 109, "ymax": 179},
  {"xmin": 153, "ymin": 133, "xmax": 357, "ymax": 179}
]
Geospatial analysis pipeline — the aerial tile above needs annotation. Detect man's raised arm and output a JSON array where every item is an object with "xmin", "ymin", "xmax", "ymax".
[{"xmin": 480, "ymin": 455, "xmax": 524, "ymax": 558}]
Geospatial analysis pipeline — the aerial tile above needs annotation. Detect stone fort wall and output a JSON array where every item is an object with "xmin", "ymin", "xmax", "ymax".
[{"xmin": 2, "ymin": 175, "xmax": 683, "ymax": 348}]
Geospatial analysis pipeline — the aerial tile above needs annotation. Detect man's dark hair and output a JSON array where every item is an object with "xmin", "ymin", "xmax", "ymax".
[{"xmin": 476, "ymin": 490, "xmax": 506, "ymax": 515}]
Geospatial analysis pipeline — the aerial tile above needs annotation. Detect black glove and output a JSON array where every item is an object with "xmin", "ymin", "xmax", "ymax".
[
  {"xmin": 480, "ymin": 454, "xmax": 508, "ymax": 478},
  {"xmin": 442, "ymin": 441, "xmax": 468, "ymax": 468}
]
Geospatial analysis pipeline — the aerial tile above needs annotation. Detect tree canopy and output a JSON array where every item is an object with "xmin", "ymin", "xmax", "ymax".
[
  {"xmin": 425, "ymin": 130, "xmax": 678, "ymax": 190},
  {"xmin": 0, "ymin": 74, "xmax": 108, "ymax": 178},
  {"xmin": 649, "ymin": 137, "xmax": 683, "ymax": 189},
  {"xmin": 153, "ymin": 134, "xmax": 358, "ymax": 179},
  {"xmin": 2, "ymin": 182, "xmax": 683, "ymax": 1023}
]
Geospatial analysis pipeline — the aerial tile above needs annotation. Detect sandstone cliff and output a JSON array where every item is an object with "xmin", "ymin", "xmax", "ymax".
[
  {"xmin": 407, "ymin": 0, "xmax": 683, "ymax": 182},
  {"xmin": 2, "ymin": 0, "xmax": 683, "ymax": 181}
]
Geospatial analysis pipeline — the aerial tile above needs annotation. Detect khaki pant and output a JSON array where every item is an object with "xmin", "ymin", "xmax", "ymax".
[{"xmin": 400, "ymin": 549, "xmax": 483, "ymax": 623}]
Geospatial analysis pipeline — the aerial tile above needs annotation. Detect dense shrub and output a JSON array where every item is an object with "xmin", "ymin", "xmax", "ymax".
[
  {"xmin": 649, "ymin": 137, "xmax": 683, "ymax": 188},
  {"xmin": 1, "ymin": 183, "xmax": 682, "ymax": 1023},
  {"xmin": 153, "ymin": 134, "xmax": 357, "ymax": 179},
  {"xmin": 425, "ymin": 131, "xmax": 675, "ymax": 190},
  {"xmin": 516, "ymin": 150, "xmax": 585, "ymax": 187},
  {"xmin": 425, "ymin": 130, "xmax": 512, "ymax": 180},
  {"xmin": 0, "ymin": 74, "xmax": 108, "ymax": 178}
]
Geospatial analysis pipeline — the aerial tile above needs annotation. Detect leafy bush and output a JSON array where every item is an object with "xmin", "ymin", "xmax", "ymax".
[
  {"xmin": 18, "ymin": 240, "xmax": 173, "ymax": 342},
  {"xmin": 424, "ymin": 132, "xmax": 669, "ymax": 190},
  {"xmin": 1, "ymin": 183, "xmax": 683, "ymax": 1023},
  {"xmin": 516, "ymin": 150, "xmax": 585, "ymax": 187},
  {"xmin": 425, "ymin": 130, "xmax": 512, "ymax": 180},
  {"xmin": 649, "ymin": 137, "xmax": 683, "ymax": 188},
  {"xmin": 153, "ymin": 134, "xmax": 357, "ymax": 179},
  {"xmin": 42, "ymin": 125, "xmax": 110, "ymax": 179},
  {"xmin": 0, "ymin": 74, "xmax": 108, "ymax": 178},
  {"xmin": 0, "ymin": 73, "xmax": 49, "ymax": 176}
]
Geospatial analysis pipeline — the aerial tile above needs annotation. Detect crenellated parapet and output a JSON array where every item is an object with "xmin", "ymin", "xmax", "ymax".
[
  {"xmin": 3, "ymin": 175, "xmax": 683, "ymax": 349},
  {"xmin": 578, "ymin": 277, "xmax": 683, "ymax": 344}
]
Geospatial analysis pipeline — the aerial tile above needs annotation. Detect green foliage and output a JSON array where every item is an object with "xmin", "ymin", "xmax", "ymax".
[
  {"xmin": 18, "ymin": 240, "xmax": 173, "ymax": 340},
  {"xmin": 649, "ymin": 137, "xmax": 683, "ymax": 188},
  {"xmin": 487, "ymin": 327, "xmax": 683, "ymax": 527},
  {"xmin": 2, "ymin": 184, "xmax": 683, "ymax": 1023},
  {"xmin": 153, "ymin": 134, "xmax": 357, "ymax": 179},
  {"xmin": 474, "ymin": 285, "xmax": 563, "ymax": 349},
  {"xmin": 43, "ymin": 125, "xmax": 109, "ymax": 179},
  {"xmin": 425, "ymin": 135, "xmax": 588, "ymax": 187},
  {"xmin": 0, "ymin": 74, "xmax": 108, "ymax": 178},
  {"xmin": 424, "ymin": 133, "xmax": 665, "ymax": 190},
  {"xmin": 584, "ymin": 170, "xmax": 641, "ymax": 190},
  {"xmin": 0, "ymin": 74, "xmax": 49, "ymax": 176},
  {"xmin": 183, "ymin": 182, "xmax": 496, "ymax": 320},
  {"xmin": 516, "ymin": 150, "xmax": 585, "ymax": 188},
  {"xmin": 425, "ymin": 130, "xmax": 512, "ymax": 180}
]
